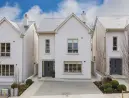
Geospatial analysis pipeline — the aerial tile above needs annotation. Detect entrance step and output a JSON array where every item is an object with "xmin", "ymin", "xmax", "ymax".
[
  {"xmin": 39, "ymin": 77, "xmax": 92, "ymax": 82},
  {"xmin": 111, "ymin": 75, "xmax": 127, "ymax": 79}
]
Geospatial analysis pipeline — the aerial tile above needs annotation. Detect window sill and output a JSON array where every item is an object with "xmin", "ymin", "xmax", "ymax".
[
  {"xmin": 0, "ymin": 56, "xmax": 11, "ymax": 58},
  {"xmin": 44, "ymin": 53, "xmax": 51, "ymax": 55},
  {"xmin": 63, "ymin": 72, "xmax": 83, "ymax": 75},
  {"xmin": 67, "ymin": 53, "xmax": 79, "ymax": 55},
  {"xmin": 0, "ymin": 76, "xmax": 14, "ymax": 78},
  {"xmin": 112, "ymin": 50, "xmax": 119, "ymax": 52}
]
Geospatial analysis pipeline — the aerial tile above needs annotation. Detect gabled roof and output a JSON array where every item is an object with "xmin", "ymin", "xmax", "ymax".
[
  {"xmin": 55, "ymin": 13, "xmax": 92, "ymax": 33},
  {"xmin": 0, "ymin": 17, "xmax": 22, "ymax": 34},
  {"xmin": 0, "ymin": 17, "xmax": 36, "ymax": 37},
  {"xmin": 37, "ymin": 13, "xmax": 92, "ymax": 33}
]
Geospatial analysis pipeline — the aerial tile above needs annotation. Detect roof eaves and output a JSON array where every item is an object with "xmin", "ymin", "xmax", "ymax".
[
  {"xmin": 54, "ymin": 13, "xmax": 92, "ymax": 34},
  {"xmin": 37, "ymin": 31, "xmax": 55, "ymax": 34},
  {"xmin": 0, "ymin": 17, "xmax": 22, "ymax": 34}
]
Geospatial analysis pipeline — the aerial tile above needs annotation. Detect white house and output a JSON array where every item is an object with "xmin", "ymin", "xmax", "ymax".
[
  {"xmin": 92, "ymin": 17, "xmax": 129, "ymax": 76},
  {"xmin": 37, "ymin": 12, "xmax": 92, "ymax": 79},
  {"xmin": 0, "ymin": 15, "xmax": 38, "ymax": 85}
]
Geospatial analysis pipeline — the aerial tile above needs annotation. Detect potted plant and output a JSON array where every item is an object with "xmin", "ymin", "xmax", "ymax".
[
  {"xmin": 11, "ymin": 82, "xmax": 18, "ymax": 96},
  {"xmin": 52, "ymin": 71, "xmax": 55, "ymax": 78}
]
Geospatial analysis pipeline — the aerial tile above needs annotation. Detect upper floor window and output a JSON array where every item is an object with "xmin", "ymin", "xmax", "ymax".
[
  {"xmin": 0, "ymin": 43, "xmax": 10, "ymax": 57},
  {"xmin": 113, "ymin": 37, "xmax": 117, "ymax": 51},
  {"xmin": 68, "ymin": 39, "xmax": 78, "ymax": 53},
  {"xmin": 45, "ymin": 39, "xmax": 50, "ymax": 53}
]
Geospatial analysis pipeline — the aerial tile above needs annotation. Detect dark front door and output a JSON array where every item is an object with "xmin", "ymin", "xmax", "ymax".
[
  {"xmin": 44, "ymin": 61, "xmax": 54, "ymax": 77},
  {"xmin": 110, "ymin": 58, "xmax": 122, "ymax": 75}
]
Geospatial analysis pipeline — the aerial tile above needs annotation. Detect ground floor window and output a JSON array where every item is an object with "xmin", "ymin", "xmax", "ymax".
[
  {"xmin": 0, "ymin": 64, "xmax": 14, "ymax": 76},
  {"xmin": 64, "ymin": 61, "xmax": 82, "ymax": 73}
]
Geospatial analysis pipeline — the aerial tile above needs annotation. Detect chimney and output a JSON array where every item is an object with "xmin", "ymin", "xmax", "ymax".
[
  {"xmin": 81, "ymin": 11, "xmax": 86, "ymax": 24},
  {"xmin": 23, "ymin": 14, "xmax": 29, "ymax": 29}
]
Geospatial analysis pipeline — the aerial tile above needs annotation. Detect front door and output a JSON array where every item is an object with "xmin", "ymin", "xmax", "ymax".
[
  {"xmin": 44, "ymin": 61, "xmax": 54, "ymax": 77},
  {"xmin": 110, "ymin": 58, "xmax": 122, "ymax": 75}
]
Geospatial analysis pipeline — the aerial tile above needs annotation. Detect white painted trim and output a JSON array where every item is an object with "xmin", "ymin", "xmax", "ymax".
[{"xmin": 55, "ymin": 13, "xmax": 92, "ymax": 33}]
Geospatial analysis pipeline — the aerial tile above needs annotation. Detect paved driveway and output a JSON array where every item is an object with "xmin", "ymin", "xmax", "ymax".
[{"xmin": 34, "ymin": 81, "xmax": 102, "ymax": 96}]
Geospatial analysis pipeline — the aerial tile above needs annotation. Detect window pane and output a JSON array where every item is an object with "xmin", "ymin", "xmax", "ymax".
[
  {"xmin": 64, "ymin": 64, "xmax": 68, "ymax": 72},
  {"xmin": 77, "ymin": 64, "xmax": 82, "ymax": 72},
  {"xmin": 1, "ymin": 53, "xmax": 5, "ymax": 56},
  {"xmin": 68, "ymin": 43, "xmax": 72, "ymax": 50},
  {"xmin": 10, "ymin": 65, "xmax": 14, "ymax": 76},
  {"xmin": 69, "ymin": 64, "xmax": 72, "ymax": 72},
  {"xmin": 73, "ymin": 39, "xmax": 78, "ymax": 43},
  {"xmin": 45, "ymin": 40, "xmax": 50, "ymax": 53},
  {"xmin": 2, "ymin": 65, "xmax": 5, "ymax": 76},
  {"xmin": 68, "ymin": 50, "xmax": 72, "ymax": 53},
  {"xmin": 73, "ymin": 43, "xmax": 78, "ymax": 49},
  {"xmin": 6, "ymin": 43, "xmax": 10, "ymax": 52},
  {"xmin": 68, "ymin": 40, "xmax": 72, "ymax": 43},
  {"xmin": 1, "ymin": 43, "xmax": 5, "ymax": 52},
  {"xmin": 0, "ymin": 65, "xmax": 1, "ymax": 75},
  {"xmin": 73, "ymin": 64, "xmax": 76, "ymax": 72},
  {"xmin": 46, "ymin": 40, "xmax": 49, "ymax": 43},
  {"xmin": 6, "ymin": 53, "xmax": 10, "ymax": 56},
  {"xmin": 6, "ymin": 65, "xmax": 9, "ymax": 76},
  {"xmin": 45, "ymin": 50, "xmax": 50, "ymax": 53},
  {"xmin": 113, "ymin": 47, "xmax": 117, "ymax": 51},
  {"xmin": 73, "ymin": 50, "xmax": 78, "ymax": 53},
  {"xmin": 113, "ymin": 37, "xmax": 117, "ymax": 51}
]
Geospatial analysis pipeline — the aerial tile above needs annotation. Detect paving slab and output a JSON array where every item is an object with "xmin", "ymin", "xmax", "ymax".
[{"xmin": 34, "ymin": 81, "xmax": 102, "ymax": 96}]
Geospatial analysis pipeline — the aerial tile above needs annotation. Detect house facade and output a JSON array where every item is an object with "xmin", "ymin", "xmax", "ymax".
[
  {"xmin": 93, "ymin": 17, "xmax": 128, "ymax": 76},
  {"xmin": 0, "ymin": 15, "xmax": 38, "ymax": 84},
  {"xmin": 37, "ymin": 13, "xmax": 92, "ymax": 79}
]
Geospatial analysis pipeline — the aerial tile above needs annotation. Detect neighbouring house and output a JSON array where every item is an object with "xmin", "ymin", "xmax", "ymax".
[
  {"xmin": 92, "ymin": 16, "xmax": 129, "ymax": 76},
  {"xmin": 0, "ymin": 14, "xmax": 38, "ymax": 85},
  {"xmin": 37, "ymin": 12, "xmax": 92, "ymax": 79}
]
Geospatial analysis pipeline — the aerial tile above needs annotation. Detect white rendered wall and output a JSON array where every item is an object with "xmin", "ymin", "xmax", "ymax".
[
  {"xmin": 0, "ymin": 21, "xmax": 23, "ymax": 83},
  {"xmin": 38, "ymin": 34, "xmax": 55, "ymax": 77},
  {"xmin": 106, "ymin": 31, "xmax": 124, "ymax": 75},
  {"xmin": 23, "ymin": 24, "xmax": 36, "ymax": 80},
  {"xmin": 55, "ymin": 17, "xmax": 91, "ymax": 79}
]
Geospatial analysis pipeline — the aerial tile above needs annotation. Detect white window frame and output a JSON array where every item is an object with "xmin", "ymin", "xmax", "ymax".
[
  {"xmin": 0, "ymin": 64, "xmax": 14, "ymax": 76},
  {"xmin": 67, "ymin": 39, "xmax": 78, "ymax": 54},
  {"xmin": 64, "ymin": 61, "xmax": 82, "ymax": 73},
  {"xmin": 0, "ymin": 43, "xmax": 10, "ymax": 57},
  {"xmin": 45, "ymin": 39, "xmax": 50, "ymax": 53}
]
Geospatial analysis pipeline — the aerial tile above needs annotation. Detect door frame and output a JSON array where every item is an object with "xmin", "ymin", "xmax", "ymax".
[
  {"xmin": 42, "ymin": 59, "xmax": 55, "ymax": 77},
  {"xmin": 109, "ymin": 58, "xmax": 122, "ymax": 75}
]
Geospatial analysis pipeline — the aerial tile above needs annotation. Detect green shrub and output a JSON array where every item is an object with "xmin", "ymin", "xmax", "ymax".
[
  {"xmin": 26, "ymin": 79, "xmax": 33, "ymax": 86},
  {"xmin": 104, "ymin": 87, "xmax": 113, "ymax": 93},
  {"xmin": 103, "ymin": 83, "xmax": 112, "ymax": 89},
  {"xmin": 94, "ymin": 81, "xmax": 102, "ymax": 87},
  {"xmin": 18, "ymin": 84, "xmax": 26, "ymax": 91},
  {"xmin": 18, "ymin": 84, "xmax": 30, "ymax": 96},
  {"xmin": 117, "ymin": 84, "xmax": 127, "ymax": 92},
  {"xmin": 111, "ymin": 80, "xmax": 119, "ymax": 89},
  {"xmin": 100, "ymin": 85, "xmax": 104, "ymax": 91},
  {"xmin": 102, "ymin": 76, "xmax": 112, "ymax": 84},
  {"xmin": 11, "ymin": 82, "xmax": 18, "ymax": 89}
]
